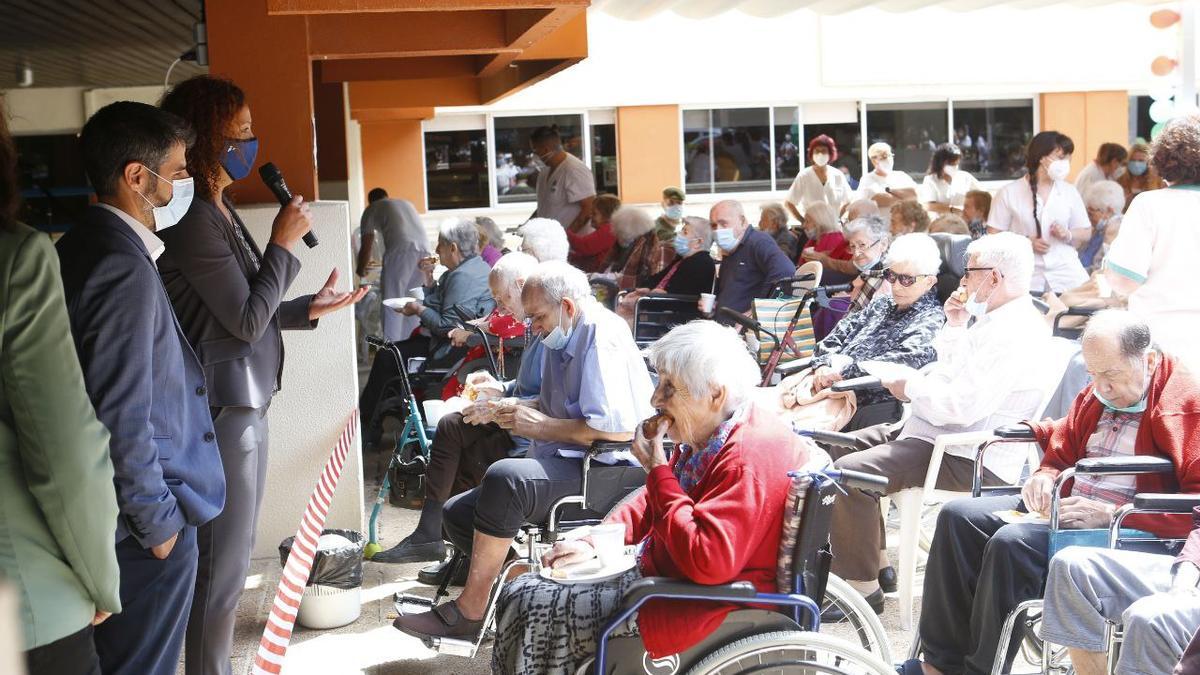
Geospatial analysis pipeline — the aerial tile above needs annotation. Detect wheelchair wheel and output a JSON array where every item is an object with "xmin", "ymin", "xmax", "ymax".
[
  {"xmin": 686, "ymin": 631, "xmax": 894, "ymax": 675},
  {"xmin": 821, "ymin": 574, "xmax": 892, "ymax": 664}
]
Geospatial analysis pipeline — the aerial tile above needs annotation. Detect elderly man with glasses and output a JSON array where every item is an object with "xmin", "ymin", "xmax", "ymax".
[{"xmin": 825, "ymin": 232, "xmax": 1051, "ymax": 613}]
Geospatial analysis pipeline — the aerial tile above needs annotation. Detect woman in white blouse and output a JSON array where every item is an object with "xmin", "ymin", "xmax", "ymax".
[
  {"xmin": 921, "ymin": 142, "xmax": 981, "ymax": 215},
  {"xmin": 785, "ymin": 134, "xmax": 852, "ymax": 221},
  {"xmin": 987, "ymin": 131, "xmax": 1091, "ymax": 293}
]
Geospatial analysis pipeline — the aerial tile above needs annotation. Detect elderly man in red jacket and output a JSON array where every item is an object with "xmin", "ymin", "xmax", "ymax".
[{"xmin": 902, "ymin": 310, "xmax": 1200, "ymax": 675}]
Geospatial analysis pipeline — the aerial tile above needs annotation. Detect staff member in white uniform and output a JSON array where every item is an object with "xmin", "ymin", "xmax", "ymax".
[
  {"xmin": 1105, "ymin": 114, "xmax": 1200, "ymax": 372},
  {"xmin": 355, "ymin": 188, "xmax": 432, "ymax": 342},
  {"xmin": 530, "ymin": 125, "xmax": 596, "ymax": 231},
  {"xmin": 1074, "ymin": 142, "xmax": 1127, "ymax": 197},
  {"xmin": 855, "ymin": 142, "xmax": 918, "ymax": 207},
  {"xmin": 785, "ymin": 134, "xmax": 852, "ymax": 220},
  {"xmin": 921, "ymin": 142, "xmax": 982, "ymax": 214},
  {"xmin": 987, "ymin": 131, "xmax": 1091, "ymax": 293}
]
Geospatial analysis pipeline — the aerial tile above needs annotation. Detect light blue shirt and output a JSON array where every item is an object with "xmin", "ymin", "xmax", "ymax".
[
  {"xmin": 504, "ymin": 336, "xmax": 544, "ymax": 457},
  {"xmin": 529, "ymin": 300, "xmax": 655, "ymax": 462}
]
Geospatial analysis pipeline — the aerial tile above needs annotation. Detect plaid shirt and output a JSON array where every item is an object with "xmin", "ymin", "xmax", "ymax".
[
  {"xmin": 617, "ymin": 230, "xmax": 676, "ymax": 291},
  {"xmin": 848, "ymin": 262, "xmax": 886, "ymax": 314},
  {"xmin": 1072, "ymin": 409, "xmax": 1142, "ymax": 505}
]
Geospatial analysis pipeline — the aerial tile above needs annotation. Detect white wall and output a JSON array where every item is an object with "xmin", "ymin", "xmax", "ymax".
[
  {"xmin": 2, "ymin": 85, "xmax": 165, "ymax": 135},
  {"xmin": 238, "ymin": 201, "xmax": 365, "ymax": 558}
]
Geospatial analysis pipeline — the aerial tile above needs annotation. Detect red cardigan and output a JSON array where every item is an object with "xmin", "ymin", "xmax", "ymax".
[
  {"xmin": 1028, "ymin": 355, "xmax": 1200, "ymax": 538},
  {"xmin": 608, "ymin": 403, "xmax": 811, "ymax": 658},
  {"xmin": 567, "ymin": 222, "xmax": 617, "ymax": 274}
]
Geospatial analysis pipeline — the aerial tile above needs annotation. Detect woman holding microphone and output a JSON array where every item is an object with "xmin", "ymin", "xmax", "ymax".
[{"xmin": 157, "ymin": 75, "xmax": 365, "ymax": 675}]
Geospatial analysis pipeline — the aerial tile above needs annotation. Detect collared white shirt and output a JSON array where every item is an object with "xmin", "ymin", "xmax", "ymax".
[
  {"xmin": 95, "ymin": 203, "xmax": 165, "ymax": 266},
  {"xmin": 987, "ymin": 178, "xmax": 1090, "ymax": 293},
  {"xmin": 920, "ymin": 171, "xmax": 982, "ymax": 208},
  {"xmin": 786, "ymin": 166, "xmax": 851, "ymax": 216},
  {"xmin": 900, "ymin": 295, "xmax": 1051, "ymax": 483},
  {"xmin": 855, "ymin": 169, "xmax": 917, "ymax": 201}
]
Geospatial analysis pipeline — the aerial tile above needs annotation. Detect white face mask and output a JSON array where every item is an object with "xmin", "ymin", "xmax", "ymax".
[
  {"xmin": 1111, "ymin": 165, "xmax": 1127, "ymax": 180},
  {"xmin": 876, "ymin": 157, "xmax": 893, "ymax": 174},
  {"xmin": 137, "ymin": 165, "xmax": 194, "ymax": 231},
  {"xmin": 943, "ymin": 164, "xmax": 959, "ymax": 178},
  {"xmin": 1047, "ymin": 158, "xmax": 1071, "ymax": 182},
  {"xmin": 812, "ymin": 153, "xmax": 829, "ymax": 167}
]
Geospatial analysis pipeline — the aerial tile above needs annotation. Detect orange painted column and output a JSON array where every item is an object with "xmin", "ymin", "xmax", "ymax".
[
  {"xmin": 206, "ymin": 0, "xmax": 316, "ymax": 203},
  {"xmin": 616, "ymin": 105, "xmax": 682, "ymax": 204},
  {"xmin": 1040, "ymin": 91, "xmax": 1129, "ymax": 180},
  {"xmin": 360, "ymin": 119, "xmax": 427, "ymax": 212}
]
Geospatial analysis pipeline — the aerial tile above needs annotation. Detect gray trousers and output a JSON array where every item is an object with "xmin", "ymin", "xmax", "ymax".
[
  {"xmin": 186, "ymin": 405, "xmax": 270, "ymax": 675},
  {"xmin": 1042, "ymin": 547, "xmax": 1200, "ymax": 675}
]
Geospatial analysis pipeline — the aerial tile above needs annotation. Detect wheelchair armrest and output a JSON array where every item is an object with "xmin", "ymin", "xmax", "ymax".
[
  {"xmin": 829, "ymin": 376, "xmax": 882, "ymax": 393},
  {"xmin": 589, "ymin": 441, "xmax": 633, "ymax": 457},
  {"xmin": 794, "ymin": 428, "xmax": 870, "ymax": 451},
  {"xmin": 1132, "ymin": 493, "xmax": 1200, "ymax": 513},
  {"xmin": 994, "ymin": 424, "xmax": 1035, "ymax": 440},
  {"xmin": 775, "ymin": 357, "xmax": 814, "ymax": 378},
  {"xmin": 366, "ymin": 335, "xmax": 388, "ymax": 348},
  {"xmin": 618, "ymin": 577, "xmax": 757, "ymax": 613},
  {"xmin": 1074, "ymin": 456, "xmax": 1175, "ymax": 475}
]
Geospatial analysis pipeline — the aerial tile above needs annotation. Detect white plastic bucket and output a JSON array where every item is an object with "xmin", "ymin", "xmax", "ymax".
[{"xmin": 297, "ymin": 584, "xmax": 362, "ymax": 630}]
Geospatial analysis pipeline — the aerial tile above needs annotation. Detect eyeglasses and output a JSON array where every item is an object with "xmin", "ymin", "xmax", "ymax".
[
  {"xmin": 883, "ymin": 270, "xmax": 933, "ymax": 287},
  {"xmin": 847, "ymin": 239, "xmax": 882, "ymax": 254},
  {"xmin": 963, "ymin": 266, "xmax": 995, "ymax": 275}
]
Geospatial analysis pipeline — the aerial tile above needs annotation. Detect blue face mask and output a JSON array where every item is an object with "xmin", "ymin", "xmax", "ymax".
[
  {"xmin": 664, "ymin": 204, "xmax": 684, "ymax": 220},
  {"xmin": 540, "ymin": 303, "xmax": 572, "ymax": 350},
  {"xmin": 715, "ymin": 227, "xmax": 738, "ymax": 252},
  {"xmin": 673, "ymin": 234, "xmax": 693, "ymax": 257},
  {"xmin": 1093, "ymin": 356, "xmax": 1150, "ymax": 413},
  {"xmin": 854, "ymin": 256, "xmax": 880, "ymax": 272},
  {"xmin": 221, "ymin": 137, "xmax": 259, "ymax": 182},
  {"xmin": 1128, "ymin": 160, "xmax": 1148, "ymax": 177}
]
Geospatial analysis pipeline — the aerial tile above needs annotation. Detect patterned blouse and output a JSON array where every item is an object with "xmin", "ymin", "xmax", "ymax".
[{"xmin": 809, "ymin": 289, "xmax": 946, "ymax": 405}]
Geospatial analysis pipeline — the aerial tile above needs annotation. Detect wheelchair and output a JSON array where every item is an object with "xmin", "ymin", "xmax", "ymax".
[
  {"xmin": 631, "ymin": 293, "xmax": 705, "ymax": 349},
  {"xmin": 904, "ymin": 424, "xmax": 1196, "ymax": 675}
]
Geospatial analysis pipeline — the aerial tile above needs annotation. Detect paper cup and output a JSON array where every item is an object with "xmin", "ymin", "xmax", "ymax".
[
  {"xmin": 698, "ymin": 293, "xmax": 716, "ymax": 314},
  {"xmin": 422, "ymin": 399, "xmax": 447, "ymax": 426},
  {"xmin": 409, "ymin": 286, "xmax": 426, "ymax": 301},
  {"xmin": 589, "ymin": 523, "xmax": 626, "ymax": 566}
]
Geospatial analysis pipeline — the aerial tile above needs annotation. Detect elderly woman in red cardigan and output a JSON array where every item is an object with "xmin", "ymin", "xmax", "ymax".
[
  {"xmin": 902, "ymin": 309, "xmax": 1200, "ymax": 675},
  {"xmin": 491, "ymin": 320, "xmax": 826, "ymax": 673}
]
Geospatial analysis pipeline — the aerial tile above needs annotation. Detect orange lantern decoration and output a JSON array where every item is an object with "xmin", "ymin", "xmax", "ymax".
[
  {"xmin": 1151, "ymin": 9, "xmax": 1182, "ymax": 29},
  {"xmin": 1153, "ymin": 55, "xmax": 1179, "ymax": 76}
]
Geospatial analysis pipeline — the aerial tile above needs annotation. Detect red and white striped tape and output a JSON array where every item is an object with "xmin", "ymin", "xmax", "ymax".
[{"xmin": 252, "ymin": 409, "xmax": 359, "ymax": 675}]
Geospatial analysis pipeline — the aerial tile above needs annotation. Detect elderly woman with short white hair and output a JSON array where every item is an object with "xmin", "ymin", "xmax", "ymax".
[
  {"xmin": 801, "ymin": 233, "xmax": 946, "ymax": 428},
  {"xmin": 1078, "ymin": 179, "xmax": 1125, "ymax": 272},
  {"xmin": 492, "ymin": 320, "xmax": 824, "ymax": 674},
  {"xmin": 518, "ymin": 217, "xmax": 569, "ymax": 263}
]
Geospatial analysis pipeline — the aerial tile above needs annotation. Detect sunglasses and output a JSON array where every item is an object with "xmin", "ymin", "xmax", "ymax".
[{"xmin": 883, "ymin": 270, "xmax": 933, "ymax": 287}]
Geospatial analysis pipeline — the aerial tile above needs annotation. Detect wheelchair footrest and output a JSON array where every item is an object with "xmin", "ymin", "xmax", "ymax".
[{"xmin": 423, "ymin": 636, "xmax": 479, "ymax": 658}]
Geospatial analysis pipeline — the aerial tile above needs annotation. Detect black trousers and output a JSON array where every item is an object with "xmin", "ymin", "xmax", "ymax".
[
  {"xmin": 359, "ymin": 335, "xmax": 430, "ymax": 439},
  {"xmin": 425, "ymin": 412, "xmax": 515, "ymax": 503},
  {"xmin": 24, "ymin": 625, "xmax": 100, "ymax": 675},
  {"xmin": 919, "ymin": 494, "xmax": 1049, "ymax": 675}
]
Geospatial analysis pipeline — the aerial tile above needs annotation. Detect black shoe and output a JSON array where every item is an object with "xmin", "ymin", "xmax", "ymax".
[
  {"xmin": 417, "ymin": 558, "xmax": 468, "ymax": 587},
  {"xmin": 878, "ymin": 566, "xmax": 898, "ymax": 594},
  {"xmin": 821, "ymin": 588, "xmax": 885, "ymax": 623},
  {"xmin": 370, "ymin": 537, "xmax": 446, "ymax": 564}
]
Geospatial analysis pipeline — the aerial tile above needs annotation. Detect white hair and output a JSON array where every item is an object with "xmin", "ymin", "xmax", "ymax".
[
  {"xmin": 847, "ymin": 198, "xmax": 881, "ymax": 220},
  {"xmin": 683, "ymin": 216, "xmax": 714, "ymax": 250},
  {"xmin": 438, "ymin": 217, "xmax": 482, "ymax": 258},
  {"xmin": 1083, "ymin": 180, "xmax": 1125, "ymax": 216},
  {"xmin": 611, "ymin": 207, "xmax": 655, "ymax": 246},
  {"xmin": 489, "ymin": 251, "xmax": 539, "ymax": 288},
  {"xmin": 518, "ymin": 218, "xmax": 568, "ymax": 262},
  {"xmin": 868, "ymin": 142, "xmax": 893, "ymax": 160},
  {"xmin": 804, "ymin": 202, "xmax": 840, "ymax": 236},
  {"xmin": 966, "ymin": 231, "xmax": 1034, "ymax": 294},
  {"xmin": 844, "ymin": 215, "xmax": 891, "ymax": 246},
  {"xmin": 524, "ymin": 260, "xmax": 591, "ymax": 305},
  {"xmin": 645, "ymin": 321, "xmax": 760, "ymax": 413},
  {"xmin": 886, "ymin": 233, "xmax": 942, "ymax": 276}
]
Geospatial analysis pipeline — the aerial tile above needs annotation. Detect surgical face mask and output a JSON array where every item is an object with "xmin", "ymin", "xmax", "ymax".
[
  {"xmin": 221, "ymin": 137, "xmax": 259, "ymax": 182},
  {"xmin": 943, "ymin": 164, "xmax": 959, "ymax": 178},
  {"xmin": 530, "ymin": 155, "xmax": 548, "ymax": 172},
  {"xmin": 673, "ymin": 233, "xmax": 693, "ymax": 257},
  {"xmin": 964, "ymin": 277, "xmax": 998, "ymax": 318},
  {"xmin": 664, "ymin": 204, "xmax": 684, "ymax": 220},
  {"xmin": 1093, "ymin": 355, "xmax": 1150, "ymax": 413},
  {"xmin": 876, "ymin": 157, "xmax": 893, "ymax": 174},
  {"xmin": 137, "ymin": 165, "xmax": 194, "ymax": 231},
  {"xmin": 1047, "ymin": 158, "xmax": 1071, "ymax": 181},
  {"xmin": 541, "ymin": 303, "xmax": 573, "ymax": 350},
  {"xmin": 854, "ymin": 256, "xmax": 881, "ymax": 272},
  {"xmin": 1111, "ymin": 165, "xmax": 1126, "ymax": 180},
  {"xmin": 1128, "ymin": 160, "xmax": 1148, "ymax": 177},
  {"xmin": 811, "ymin": 153, "xmax": 830, "ymax": 167},
  {"xmin": 715, "ymin": 227, "xmax": 739, "ymax": 252}
]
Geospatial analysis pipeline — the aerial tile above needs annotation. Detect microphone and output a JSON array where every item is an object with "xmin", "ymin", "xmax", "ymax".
[{"xmin": 258, "ymin": 162, "xmax": 318, "ymax": 248}]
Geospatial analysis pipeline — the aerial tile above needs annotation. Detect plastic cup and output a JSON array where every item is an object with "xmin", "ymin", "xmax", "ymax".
[
  {"xmin": 698, "ymin": 293, "xmax": 716, "ymax": 314},
  {"xmin": 409, "ymin": 286, "xmax": 426, "ymax": 301},
  {"xmin": 589, "ymin": 523, "xmax": 626, "ymax": 566}
]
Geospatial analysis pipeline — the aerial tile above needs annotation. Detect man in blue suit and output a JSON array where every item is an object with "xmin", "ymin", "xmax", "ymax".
[{"xmin": 56, "ymin": 101, "xmax": 226, "ymax": 675}]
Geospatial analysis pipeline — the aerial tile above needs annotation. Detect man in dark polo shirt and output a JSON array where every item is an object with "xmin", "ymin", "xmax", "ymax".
[{"xmin": 709, "ymin": 199, "xmax": 796, "ymax": 323}]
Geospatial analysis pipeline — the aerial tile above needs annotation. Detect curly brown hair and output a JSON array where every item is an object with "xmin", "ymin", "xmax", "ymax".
[
  {"xmin": 0, "ymin": 100, "xmax": 18, "ymax": 231},
  {"xmin": 160, "ymin": 75, "xmax": 246, "ymax": 200},
  {"xmin": 1151, "ymin": 114, "xmax": 1200, "ymax": 185},
  {"xmin": 892, "ymin": 199, "xmax": 931, "ymax": 233}
]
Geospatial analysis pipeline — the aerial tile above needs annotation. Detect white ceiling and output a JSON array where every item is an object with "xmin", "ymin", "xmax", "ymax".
[{"xmin": 594, "ymin": 0, "xmax": 1168, "ymax": 19}]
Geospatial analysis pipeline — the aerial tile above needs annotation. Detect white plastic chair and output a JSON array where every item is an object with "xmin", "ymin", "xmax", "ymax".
[{"xmin": 893, "ymin": 337, "xmax": 1081, "ymax": 631}]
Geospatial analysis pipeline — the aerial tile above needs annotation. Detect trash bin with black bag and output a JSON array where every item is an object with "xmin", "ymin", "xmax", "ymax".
[{"xmin": 278, "ymin": 529, "xmax": 366, "ymax": 629}]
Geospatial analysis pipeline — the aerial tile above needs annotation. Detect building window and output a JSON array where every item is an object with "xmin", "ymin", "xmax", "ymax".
[
  {"xmin": 423, "ymin": 128, "xmax": 489, "ymax": 210},
  {"xmin": 590, "ymin": 111, "xmax": 618, "ymax": 196},
  {"xmin": 865, "ymin": 102, "xmax": 949, "ymax": 180},
  {"xmin": 951, "ymin": 99, "xmax": 1035, "ymax": 182},
  {"xmin": 14, "ymin": 134, "xmax": 91, "ymax": 232},
  {"xmin": 683, "ymin": 108, "xmax": 771, "ymax": 194},
  {"xmin": 774, "ymin": 106, "xmax": 801, "ymax": 191},
  {"xmin": 802, "ymin": 102, "xmax": 863, "ymax": 186},
  {"xmin": 493, "ymin": 114, "xmax": 583, "ymax": 204}
]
